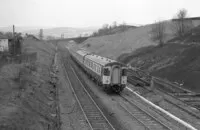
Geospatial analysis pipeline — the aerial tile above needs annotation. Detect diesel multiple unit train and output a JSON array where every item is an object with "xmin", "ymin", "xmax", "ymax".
[{"xmin": 69, "ymin": 48, "xmax": 128, "ymax": 93}]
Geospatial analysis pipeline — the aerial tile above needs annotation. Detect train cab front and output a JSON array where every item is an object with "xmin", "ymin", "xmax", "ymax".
[
  {"xmin": 103, "ymin": 65, "xmax": 127, "ymax": 93},
  {"xmin": 121, "ymin": 67, "xmax": 127, "ymax": 87},
  {"xmin": 102, "ymin": 66, "xmax": 111, "ymax": 86}
]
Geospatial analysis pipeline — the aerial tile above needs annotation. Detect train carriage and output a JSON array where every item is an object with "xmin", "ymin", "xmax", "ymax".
[{"xmin": 69, "ymin": 48, "xmax": 127, "ymax": 93}]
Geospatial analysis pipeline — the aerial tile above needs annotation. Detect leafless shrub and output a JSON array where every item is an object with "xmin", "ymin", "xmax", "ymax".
[
  {"xmin": 39, "ymin": 29, "xmax": 44, "ymax": 40},
  {"xmin": 91, "ymin": 21, "xmax": 134, "ymax": 37},
  {"xmin": 18, "ymin": 62, "xmax": 37, "ymax": 90},
  {"xmin": 86, "ymin": 43, "xmax": 90, "ymax": 48},
  {"xmin": 171, "ymin": 9, "xmax": 194, "ymax": 37},
  {"xmin": 150, "ymin": 20, "xmax": 166, "ymax": 46}
]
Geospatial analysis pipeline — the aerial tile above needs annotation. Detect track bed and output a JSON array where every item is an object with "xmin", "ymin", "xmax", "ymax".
[{"xmin": 63, "ymin": 55, "xmax": 114, "ymax": 130}]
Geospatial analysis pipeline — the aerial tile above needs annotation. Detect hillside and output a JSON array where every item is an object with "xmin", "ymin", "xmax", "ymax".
[
  {"xmin": 24, "ymin": 27, "xmax": 98, "ymax": 38},
  {"xmin": 0, "ymin": 26, "xmax": 98, "ymax": 38},
  {"xmin": 91, "ymin": 25, "xmax": 137, "ymax": 37},
  {"xmin": 76, "ymin": 18, "xmax": 200, "ymax": 60},
  {"xmin": 0, "ymin": 37, "xmax": 59, "ymax": 129},
  {"xmin": 118, "ymin": 25, "xmax": 200, "ymax": 92},
  {"xmin": 168, "ymin": 25, "xmax": 200, "ymax": 43},
  {"xmin": 71, "ymin": 19, "xmax": 200, "ymax": 93},
  {"xmin": 118, "ymin": 43, "xmax": 200, "ymax": 92},
  {"xmin": 79, "ymin": 22, "xmax": 173, "ymax": 59}
]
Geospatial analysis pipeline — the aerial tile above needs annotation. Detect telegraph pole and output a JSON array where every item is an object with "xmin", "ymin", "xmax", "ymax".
[
  {"xmin": 13, "ymin": 25, "xmax": 15, "ymax": 55},
  {"xmin": 13, "ymin": 25, "xmax": 15, "ymax": 35}
]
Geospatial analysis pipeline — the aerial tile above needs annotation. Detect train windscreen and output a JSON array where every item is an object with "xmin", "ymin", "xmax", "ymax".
[
  {"xmin": 103, "ymin": 68, "xmax": 110, "ymax": 76},
  {"xmin": 122, "ymin": 68, "xmax": 127, "ymax": 76}
]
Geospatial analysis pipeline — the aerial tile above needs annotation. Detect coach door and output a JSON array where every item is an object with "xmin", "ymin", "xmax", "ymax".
[{"xmin": 111, "ymin": 66, "xmax": 120, "ymax": 84}]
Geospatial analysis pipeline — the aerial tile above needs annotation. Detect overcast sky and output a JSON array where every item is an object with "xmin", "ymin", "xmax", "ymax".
[{"xmin": 0, "ymin": 0, "xmax": 199, "ymax": 27}]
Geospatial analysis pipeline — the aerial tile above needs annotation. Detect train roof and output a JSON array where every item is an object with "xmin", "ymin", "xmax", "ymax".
[
  {"xmin": 85, "ymin": 53, "xmax": 124, "ymax": 66},
  {"xmin": 76, "ymin": 49, "xmax": 126, "ymax": 66},
  {"xmin": 76, "ymin": 49, "xmax": 91, "ymax": 56}
]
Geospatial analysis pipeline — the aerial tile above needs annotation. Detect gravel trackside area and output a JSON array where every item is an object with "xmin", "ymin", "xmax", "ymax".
[{"xmin": 56, "ymin": 51, "xmax": 90, "ymax": 130}]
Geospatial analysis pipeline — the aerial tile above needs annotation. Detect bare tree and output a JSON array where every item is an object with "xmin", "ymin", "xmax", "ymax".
[
  {"xmin": 171, "ymin": 9, "xmax": 193, "ymax": 37},
  {"xmin": 39, "ymin": 29, "xmax": 43, "ymax": 40},
  {"xmin": 120, "ymin": 22, "xmax": 127, "ymax": 31},
  {"xmin": 102, "ymin": 24, "xmax": 109, "ymax": 29},
  {"xmin": 112, "ymin": 21, "xmax": 117, "ymax": 28},
  {"xmin": 151, "ymin": 20, "xmax": 166, "ymax": 46}
]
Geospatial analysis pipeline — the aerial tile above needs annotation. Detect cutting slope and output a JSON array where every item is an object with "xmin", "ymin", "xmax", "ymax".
[
  {"xmin": 80, "ymin": 22, "xmax": 173, "ymax": 59},
  {"xmin": 0, "ymin": 38, "xmax": 58, "ymax": 129}
]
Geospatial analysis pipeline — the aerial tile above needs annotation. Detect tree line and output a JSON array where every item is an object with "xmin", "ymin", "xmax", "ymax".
[
  {"xmin": 91, "ymin": 22, "xmax": 134, "ymax": 37},
  {"xmin": 150, "ymin": 9, "xmax": 195, "ymax": 46}
]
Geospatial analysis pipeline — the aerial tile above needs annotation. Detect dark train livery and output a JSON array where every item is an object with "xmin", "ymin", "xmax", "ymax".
[{"xmin": 69, "ymin": 48, "xmax": 127, "ymax": 93}]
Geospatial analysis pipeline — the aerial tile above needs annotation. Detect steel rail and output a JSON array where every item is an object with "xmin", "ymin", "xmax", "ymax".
[
  {"xmin": 62, "ymin": 56, "xmax": 115, "ymax": 130},
  {"xmin": 120, "ymin": 95, "xmax": 172, "ymax": 130}
]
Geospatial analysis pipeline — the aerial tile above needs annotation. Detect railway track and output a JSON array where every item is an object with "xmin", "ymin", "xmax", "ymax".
[
  {"xmin": 68, "ymin": 57, "xmax": 173, "ymax": 129},
  {"xmin": 119, "ymin": 95, "xmax": 172, "ymax": 130},
  {"xmin": 62, "ymin": 50, "xmax": 172, "ymax": 130},
  {"xmin": 153, "ymin": 77, "xmax": 190, "ymax": 94},
  {"xmin": 127, "ymin": 67, "xmax": 190, "ymax": 94},
  {"xmin": 153, "ymin": 81, "xmax": 200, "ymax": 111},
  {"xmin": 61, "ymin": 48, "xmax": 199, "ymax": 130},
  {"xmin": 127, "ymin": 69, "xmax": 151, "ymax": 87},
  {"xmin": 62, "ymin": 55, "xmax": 115, "ymax": 130},
  {"xmin": 127, "ymin": 81, "xmax": 200, "ymax": 129},
  {"xmin": 130, "ymin": 83, "xmax": 200, "ymax": 122},
  {"xmin": 128, "ymin": 67, "xmax": 200, "ymax": 111}
]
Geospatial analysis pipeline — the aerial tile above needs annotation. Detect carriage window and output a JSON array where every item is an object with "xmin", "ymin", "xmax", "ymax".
[
  {"xmin": 122, "ymin": 69, "xmax": 127, "ymax": 76},
  {"xmin": 94, "ymin": 64, "xmax": 96, "ymax": 70},
  {"xmin": 103, "ymin": 68, "xmax": 110, "ymax": 76}
]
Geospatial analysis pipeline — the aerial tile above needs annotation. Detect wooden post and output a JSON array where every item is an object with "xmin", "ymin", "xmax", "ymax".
[
  {"xmin": 150, "ymin": 77, "xmax": 154, "ymax": 90},
  {"xmin": 13, "ymin": 25, "xmax": 15, "ymax": 55},
  {"xmin": 13, "ymin": 25, "xmax": 15, "ymax": 36}
]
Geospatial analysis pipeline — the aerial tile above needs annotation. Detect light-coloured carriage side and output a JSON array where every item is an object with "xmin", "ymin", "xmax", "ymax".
[
  {"xmin": 84, "ymin": 54, "xmax": 116, "ymax": 85},
  {"xmin": 85, "ymin": 53, "xmax": 116, "ymax": 66},
  {"xmin": 75, "ymin": 50, "xmax": 103, "ymax": 76},
  {"xmin": 76, "ymin": 50, "xmax": 90, "ymax": 63},
  {"xmin": 84, "ymin": 57, "xmax": 102, "ymax": 76}
]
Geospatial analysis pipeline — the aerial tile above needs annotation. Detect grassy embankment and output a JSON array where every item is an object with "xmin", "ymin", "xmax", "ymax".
[{"xmin": 0, "ymin": 37, "xmax": 59, "ymax": 129}]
